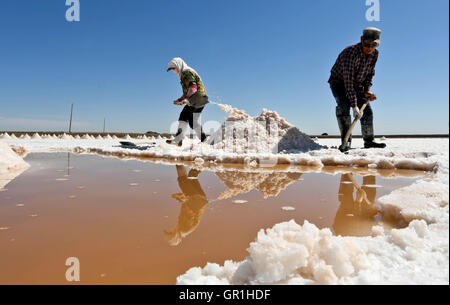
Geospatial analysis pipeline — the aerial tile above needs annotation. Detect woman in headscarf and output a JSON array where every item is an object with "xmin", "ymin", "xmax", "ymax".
[{"xmin": 166, "ymin": 57, "xmax": 208, "ymax": 146}]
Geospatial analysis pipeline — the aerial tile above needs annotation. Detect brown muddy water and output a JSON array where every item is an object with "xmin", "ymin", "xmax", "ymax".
[{"xmin": 0, "ymin": 153, "xmax": 426, "ymax": 284}]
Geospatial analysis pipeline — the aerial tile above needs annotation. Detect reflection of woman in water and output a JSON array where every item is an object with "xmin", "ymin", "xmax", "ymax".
[
  {"xmin": 333, "ymin": 173, "xmax": 379, "ymax": 237},
  {"xmin": 164, "ymin": 165, "xmax": 209, "ymax": 246}
]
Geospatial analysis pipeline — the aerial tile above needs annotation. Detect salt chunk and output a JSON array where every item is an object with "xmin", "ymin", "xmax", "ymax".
[
  {"xmin": 281, "ymin": 206, "xmax": 296, "ymax": 211},
  {"xmin": 313, "ymin": 262, "xmax": 338, "ymax": 285},
  {"xmin": 194, "ymin": 157, "xmax": 205, "ymax": 165},
  {"xmin": 233, "ymin": 199, "xmax": 248, "ymax": 204},
  {"xmin": 371, "ymin": 225, "xmax": 385, "ymax": 237}
]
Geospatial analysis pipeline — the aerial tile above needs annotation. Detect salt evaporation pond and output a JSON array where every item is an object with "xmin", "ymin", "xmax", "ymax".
[{"xmin": 0, "ymin": 153, "xmax": 428, "ymax": 284}]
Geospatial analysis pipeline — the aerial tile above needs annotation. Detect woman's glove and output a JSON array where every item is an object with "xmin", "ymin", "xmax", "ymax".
[{"xmin": 173, "ymin": 98, "xmax": 189, "ymax": 106}]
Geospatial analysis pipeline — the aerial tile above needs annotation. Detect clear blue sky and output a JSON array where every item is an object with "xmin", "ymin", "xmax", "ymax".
[{"xmin": 0, "ymin": 0, "xmax": 448, "ymax": 135}]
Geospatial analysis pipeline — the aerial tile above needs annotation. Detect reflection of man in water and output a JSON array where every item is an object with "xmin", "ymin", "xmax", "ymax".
[
  {"xmin": 164, "ymin": 165, "xmax": 208, "ymax": 246},
  {"xmin": 333, "ymin": 173, "xmax": 379, "ymax": 237}
]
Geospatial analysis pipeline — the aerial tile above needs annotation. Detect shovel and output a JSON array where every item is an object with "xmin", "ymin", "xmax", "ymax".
[{"xmin": 187, "ymin": 91, "xmax": 210, "ymax": 108}]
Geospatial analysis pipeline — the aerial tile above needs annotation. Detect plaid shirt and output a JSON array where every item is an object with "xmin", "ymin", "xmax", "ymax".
[{"xmin": 330, "ymin": 43, "xmax": 378, "ymax": 107}]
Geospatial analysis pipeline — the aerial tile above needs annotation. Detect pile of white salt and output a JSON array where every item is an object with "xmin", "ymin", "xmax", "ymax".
[{"xmin": 208, "ymin": 103, "xmax": 325, "ymax": 153}]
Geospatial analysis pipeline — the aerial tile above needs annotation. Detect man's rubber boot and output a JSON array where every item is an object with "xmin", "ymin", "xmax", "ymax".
[
  {"xmin": 336, "ymin": 106, "xmax": 351, "ymax": 152},
  {"xmin": 338, "ymin": 141, "xmax": 351, "ymax": 153},
  {"xmin": 364, "ymin": 141, "xmax": 386, "ymax": 149}
]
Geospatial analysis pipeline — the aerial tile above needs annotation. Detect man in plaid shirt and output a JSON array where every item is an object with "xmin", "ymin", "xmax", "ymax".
[{"xmin": 329, "ymin": 27, "xmax": 386, "ymax": 152}]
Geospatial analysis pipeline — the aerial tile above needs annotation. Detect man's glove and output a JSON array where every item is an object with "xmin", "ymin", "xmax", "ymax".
[
  {"xmin": 365, "ymin": 91, "xmax": 377, "ymax": 101},
  {"xmin": 352, "ymin": 106, "xmax": 363, "ymax": 119}
]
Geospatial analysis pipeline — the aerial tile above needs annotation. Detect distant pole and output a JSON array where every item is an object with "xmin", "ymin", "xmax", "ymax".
[
  {"xmin": 68, "ymin": 103, "xmax": 74, "ymax": 134},
  {"xmin": 103, "ymin": 118, "xmax": 106, "ymax": 133}
]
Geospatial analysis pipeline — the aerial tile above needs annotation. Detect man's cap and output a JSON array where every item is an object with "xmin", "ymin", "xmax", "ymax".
[{"xmin": 363, "ymin": 27, "xmax": 381, "ymax": 44}]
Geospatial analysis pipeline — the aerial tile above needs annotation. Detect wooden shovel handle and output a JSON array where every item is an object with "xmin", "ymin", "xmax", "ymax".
[{"xmin": 343, "ymin": 100, "xmax": 371, "ymax": 146}]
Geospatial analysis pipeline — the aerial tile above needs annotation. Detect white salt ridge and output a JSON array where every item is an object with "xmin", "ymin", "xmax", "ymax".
[{"xmin": 378, "ymin": 180, "xmax": 449, "ymax": 224}]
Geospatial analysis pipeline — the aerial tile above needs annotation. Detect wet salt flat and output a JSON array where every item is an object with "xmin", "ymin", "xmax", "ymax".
[{"xmin": 0, "ymin": 153, "xmax": 429, "ymax": 284}]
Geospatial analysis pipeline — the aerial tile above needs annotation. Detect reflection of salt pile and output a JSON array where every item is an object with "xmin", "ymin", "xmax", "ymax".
[
  {"xmin": 215, "ymin": 170, "xmax": 302, "ymax": 199},
  {"xmin": 209, "ymin": 104, "xmax": 325, "ymax": 153}
]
